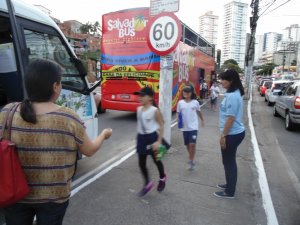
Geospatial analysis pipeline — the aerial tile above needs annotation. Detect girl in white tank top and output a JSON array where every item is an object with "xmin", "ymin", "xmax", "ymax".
[{"xmin": 135, "ymin": 87, "xmax": 167, "ymax": 196}]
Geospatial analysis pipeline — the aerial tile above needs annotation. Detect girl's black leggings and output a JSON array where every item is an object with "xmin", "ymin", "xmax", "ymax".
[{"xmin": 138, "ymin": 152, "xmax": 165, "ymax": 185}]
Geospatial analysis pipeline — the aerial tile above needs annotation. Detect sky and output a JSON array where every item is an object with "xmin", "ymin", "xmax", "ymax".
[{"xmin": 22, "ymin": 0, "xmax": 300, "ymax": 48}]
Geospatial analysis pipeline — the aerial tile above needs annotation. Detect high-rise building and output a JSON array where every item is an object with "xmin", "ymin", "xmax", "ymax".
[
  {"xmin": 282, "ymin": 24, "xmax": 300, "ymax": 42},
  {"xmin": 282, "ymin": 27, "xmax": 290, "ymax": 41},
  {"xmin": 254, "ymin": 35, "xmax": 264, "ymax": 65},
  {"xmin": 290, "ymin": 24, "xmax": 300, "ymax": 42},
  {"xmin": 221, "ymin": 0, "xmax": 248, "ymax": 68},
  {"xmin": 263, "ymin": 32, "xmax": 282, "ymax": 53},
  {"xmin": 198, "ymin": 11, "xmax": 218, "ymax": 46}
]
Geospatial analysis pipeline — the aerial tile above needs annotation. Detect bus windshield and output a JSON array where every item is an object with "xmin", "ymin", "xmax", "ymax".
[{"xmin": 24, "ymin": 29, "xmax": 85, "ymax": 90}]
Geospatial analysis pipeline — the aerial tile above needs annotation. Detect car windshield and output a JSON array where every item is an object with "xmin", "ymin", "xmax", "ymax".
[
  {"xmin": 274, "ymin": 82, "xmax": 292, "ymax": 90},
  {"xmin": 265, "ymin": 81, "xmax": 272, "ymax": 87}
]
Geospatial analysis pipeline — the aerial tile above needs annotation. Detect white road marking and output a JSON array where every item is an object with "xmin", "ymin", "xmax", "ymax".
[
  {"xmin": 71, "ymin": 99, "xmax": 209, "ymax": 196},
  {"xmin": 71, "ymin": 96, "xmax": 279, "ymax": 224},
  {"xmin": 71, "ymin": 147, "xmax": 136, "ymax": 197},
  {"xmin": 248, "ymin": 84, "xmax": 279, "ymax": 225}
]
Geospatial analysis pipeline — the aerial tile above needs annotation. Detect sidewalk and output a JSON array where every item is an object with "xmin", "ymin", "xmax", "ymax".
[{"xmin": 64, "ymin": 101, "xmax": 267, "ymax": 225}]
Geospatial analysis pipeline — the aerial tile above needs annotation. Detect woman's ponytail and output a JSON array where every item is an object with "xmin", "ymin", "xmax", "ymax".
[{"xmin": 20, "ymin": 99, "xmax": 36, "ymax": 123}]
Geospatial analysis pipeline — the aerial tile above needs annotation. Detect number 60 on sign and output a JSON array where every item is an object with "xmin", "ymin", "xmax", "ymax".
[{"xmin": 147, "ymin": 12, "xmax": 182, "ymax": 56}]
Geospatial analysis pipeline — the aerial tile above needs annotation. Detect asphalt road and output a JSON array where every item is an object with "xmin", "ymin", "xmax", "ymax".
[
  {"xmin": 72, "ymin": 90, "xmax": 300, "ymax": 225},
  {"xmin": 73, "ymin": 110, "xmax": 178, "ymax": 188},
  {"xmin": 73, "ymin": 110, "xmax": 138, "ymax": 183},
  {"xmin": 1, "ymin": 88, "xmax": 300, "ymax": 224},
  {"xmin": 251, "ymin": 85, "xmax": 300, "ymax": 225}
]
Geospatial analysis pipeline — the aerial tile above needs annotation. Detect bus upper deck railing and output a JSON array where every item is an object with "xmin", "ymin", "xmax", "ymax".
[{"xmin": 181, "ymin": 22, "xmax": 215, "ymax": 58}]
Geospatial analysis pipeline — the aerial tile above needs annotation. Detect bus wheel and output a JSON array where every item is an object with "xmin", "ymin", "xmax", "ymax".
[{"xmin": 97, "ymin": 102, "xmax": 106, "ymax": 114}]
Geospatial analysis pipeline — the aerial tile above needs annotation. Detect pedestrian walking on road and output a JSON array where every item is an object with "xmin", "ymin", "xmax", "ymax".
[
  {"xmin": 214, "ymin": 69, "xmax": 245, "ymax": 199},
  {"xmin": 210, "ymin": 81, "xmax": 220, "ymax": 112},
  {"xmin": 201, "ymin": 81, "xmax": 208, "ymax": 99},
  {"xmin": 177, "ymin": 85, "xmax": 204, "ymax": 171},
  {"xmin": 1, "ymin": 59, "xmax": 112, "ymax": 225},
  {"xmin": 135, "ymin": 87, "xmax": 167, "ymax": 196}
]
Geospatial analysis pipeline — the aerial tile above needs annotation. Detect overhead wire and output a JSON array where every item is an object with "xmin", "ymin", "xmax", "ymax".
[
  {"xmin": 258, "ymin": 0, "xmax": 276, "ymax": 17},
  {"xmin": 259, "ymin": 0, "xmax": 291, "ymax": 17}
]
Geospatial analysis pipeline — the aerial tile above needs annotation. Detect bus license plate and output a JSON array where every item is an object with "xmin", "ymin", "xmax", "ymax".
[{"xmin": 120, "ymin": 94, "xmax": 130, "ymax": 99}]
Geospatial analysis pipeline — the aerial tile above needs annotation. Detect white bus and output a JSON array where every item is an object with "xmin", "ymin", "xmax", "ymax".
[{"xmin": 0, "ymin": 0, "xmax": 100, "ymax": 141}]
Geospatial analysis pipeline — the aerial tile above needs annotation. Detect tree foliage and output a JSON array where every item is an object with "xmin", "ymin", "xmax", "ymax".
[
  {"xmin": 80, "ymin": 22, "xmax": 101, "ymax": 36},
  {"xmin": 80, "ymin": 22, "xmax": 92, "ymax": 34},
  {"xmin": 220, "ymin": 59, "xmax": 243, "ymax": 74},
  {"xmin": 83, "ymin": 50, "xmax": 101, "ymax": 61},
  {"xmin": 255, "ymin": 63, "xmax": 278, "ymax": 75}
]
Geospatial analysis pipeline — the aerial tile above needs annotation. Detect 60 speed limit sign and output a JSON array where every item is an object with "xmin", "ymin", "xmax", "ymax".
[{"xmin": 147, "ymin": 12, "xmax": 182, "ymax": 56}]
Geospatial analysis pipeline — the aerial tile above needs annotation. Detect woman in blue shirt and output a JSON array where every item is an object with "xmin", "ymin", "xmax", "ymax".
[{"xmin": 214, "ymin": 69, "xmax": 245, "ymax": 199}]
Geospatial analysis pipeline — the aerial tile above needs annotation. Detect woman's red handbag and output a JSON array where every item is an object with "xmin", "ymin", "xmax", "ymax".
[{"xmin": 0, "ymin": 103, "xmax": 30, "ymax": 208}]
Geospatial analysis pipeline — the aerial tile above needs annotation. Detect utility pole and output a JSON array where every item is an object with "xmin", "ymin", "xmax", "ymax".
[
  {"xmin": 244, "ymin": 0, "xmax": 259, "ymax": 99},
  {"xmin": 282, "ymin": 42, "xmax": 286, "ymax": 73}
]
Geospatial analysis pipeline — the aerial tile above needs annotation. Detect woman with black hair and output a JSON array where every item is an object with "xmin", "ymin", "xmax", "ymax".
[
  {"xmin": 214, "ymin": 69, "xmax": 245, "ymax": 199},
  {"xmin": 177, "ymin": 85, "xmax": 204, "ymax": 171},
  {"xmin": 0, "ymin": 59, "xmax": 112, "ymax": 225}
]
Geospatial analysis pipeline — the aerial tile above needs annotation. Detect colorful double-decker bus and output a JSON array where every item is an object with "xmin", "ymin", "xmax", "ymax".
[{"xmin": 100, "ymin": 8, "xmax": 215, "ymax": 112}]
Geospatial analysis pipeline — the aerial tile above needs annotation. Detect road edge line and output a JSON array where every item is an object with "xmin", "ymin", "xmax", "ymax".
[
  {"xmin": 248, "ymin": 84, "xmax": 279, "ymax": 225},
  {"xmin": 71, "ymin": 148, "xmax": 135, "ymax": 197},
  {"xmin": 71, "ymin": 99, "xmax": 209, "ymax": 196}
]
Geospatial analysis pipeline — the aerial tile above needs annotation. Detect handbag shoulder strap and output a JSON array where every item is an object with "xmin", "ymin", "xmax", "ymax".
[
  {"xmin": 7, "ymin": 103, "xmax": 21, "ymax": 141},
  {"xmin": 0, "ymin": 103, "xmax": 20, "ymax": 140},
  {"xmin": 0, "ymin": 103, "xmax": 17, "ymax": 140}
]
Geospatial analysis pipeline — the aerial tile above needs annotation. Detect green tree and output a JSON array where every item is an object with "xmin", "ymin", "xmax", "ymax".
[
  {"xmin": 91, "ymin": 21, "xmax": 101, "ymax": 36},
  {"xmin": 80, "ymin": 22, "xmax": 93, "ymax": 34},
  {"xmin": 220, "ymin": 59, "xmax": 243, "ymax": 73},
  {"xmin": 83, "ymin": 50, "xmax": 101, "ymax": 61},
  {"xmin": 80, "ymin": 22, "xmax": 101, "ymax": 36},
  {"xmin": 256, "ymin": 63, "xmax": 277, "ymax": 75}
]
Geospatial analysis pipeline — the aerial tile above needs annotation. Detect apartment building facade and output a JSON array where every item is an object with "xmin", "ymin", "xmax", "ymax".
[
  {"xmin": 283, "ymin": 24, "xmax": 300, "ymax": 42},
  {"xmin": 198, "ymin": 11, "xmax": 218, "ymax": 46},
  {"xmin": 221, "ymin": 0, "xmax": 248, "ymax": 68},
  {"xmin": 263, "ymin": 32, "xmax": 282, "ymax": 53}
]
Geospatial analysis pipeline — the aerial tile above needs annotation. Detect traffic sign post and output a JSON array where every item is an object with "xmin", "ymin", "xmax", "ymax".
[
  {"xmin": 158, "ymin": 54, "xmax": 174, "ymax": 143},
  {"xmin": 147, "ymin": 12, "xmax": 181, "ymax": 143}
]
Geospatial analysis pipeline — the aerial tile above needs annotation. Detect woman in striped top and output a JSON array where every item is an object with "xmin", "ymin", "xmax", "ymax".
[{"xmin": 1, "ymin": 59, "xmax": 112, "ymax": 225}]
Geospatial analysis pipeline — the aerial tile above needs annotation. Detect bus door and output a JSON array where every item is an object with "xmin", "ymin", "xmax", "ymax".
[{"xmin": 0, "ymin": 15, "xmax": 23, "ymax": 106}]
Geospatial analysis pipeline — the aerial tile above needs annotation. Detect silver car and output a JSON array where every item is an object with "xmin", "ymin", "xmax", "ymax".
[
  {"xmin": 265, "ymin": 80, "xmax": 293, "ymax": 106},
  {"xmin": 265, "ymin": 89, "xmax": 281, "ymax": 106},
  {"xmin": 273, "ymin": 81, "xmax": 300, "ymax": 130}
]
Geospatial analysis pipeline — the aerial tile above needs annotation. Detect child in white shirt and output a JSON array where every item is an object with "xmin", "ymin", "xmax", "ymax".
[{"xmin": 177, "ymin": 85, "xmax": 204, "ymax": 170}]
